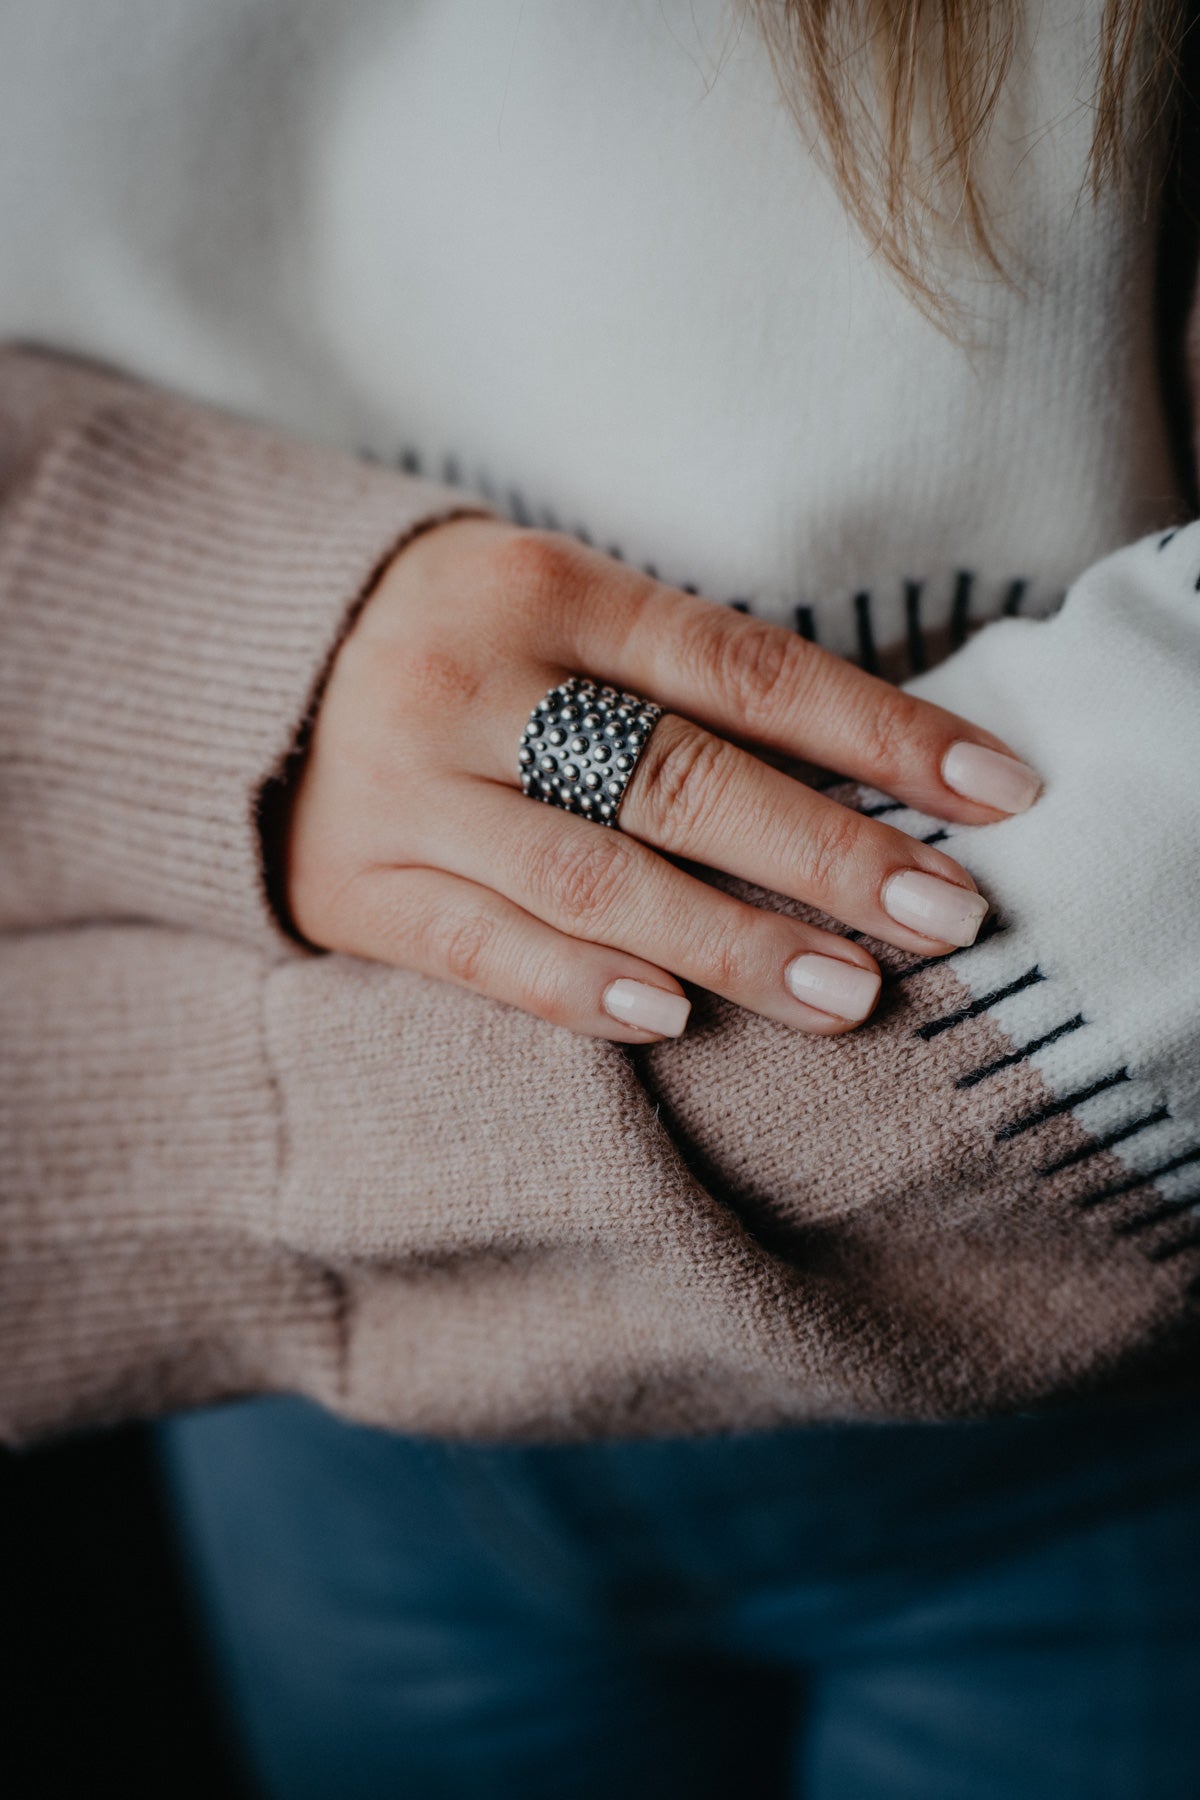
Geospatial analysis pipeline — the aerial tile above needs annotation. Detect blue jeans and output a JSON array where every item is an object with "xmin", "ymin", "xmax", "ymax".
[{"xmin": 160, "ymin": 1393, "xmax": 1200, "ymax": 1799}]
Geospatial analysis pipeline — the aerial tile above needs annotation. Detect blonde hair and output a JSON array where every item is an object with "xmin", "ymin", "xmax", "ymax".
[{"xmin": 746, "ymin": 0, "xmax": 1183, "ymax": 313}]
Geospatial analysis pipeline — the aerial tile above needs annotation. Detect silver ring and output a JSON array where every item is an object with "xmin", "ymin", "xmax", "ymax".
[{"xmin": 518, "ymin": 676, "xmax": 664, "ymax": 827}]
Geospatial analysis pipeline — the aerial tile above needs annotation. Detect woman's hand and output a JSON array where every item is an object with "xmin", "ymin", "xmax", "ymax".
[{"xmin": 285, "ymin": 517, "xmax": 1041, "ymax": 1041}]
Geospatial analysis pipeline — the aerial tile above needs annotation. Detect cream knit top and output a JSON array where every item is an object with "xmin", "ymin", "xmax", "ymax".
[
  {"xmin": 1, "ymin": 1, "xmax": 1198, "ymax": 1442},
  {"xmin": 1, "ymin": 0, "xmax": 1181, "ymax": 639}
]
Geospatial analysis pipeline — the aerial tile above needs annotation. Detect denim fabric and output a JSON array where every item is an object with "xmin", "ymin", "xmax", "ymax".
[{"xmin": 159, "ymin": 1394, "xmax": 1200, "ymax": 1799}]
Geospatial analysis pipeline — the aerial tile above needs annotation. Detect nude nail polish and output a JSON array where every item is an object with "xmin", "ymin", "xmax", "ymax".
[
  {"xmin": 942, "ymin": 741, "xmax": 1041, "ymax": 814},
  {"xmin": 603, "ymin": 979, "xmax": 691, "ymax": 1037},
  {"xmin": 882, "ymin": 870, "xmax": 989, "ymax": 947},
  {"xmin": 785, "ymin": 954, "xmax": 881, "ymax": 1022}
]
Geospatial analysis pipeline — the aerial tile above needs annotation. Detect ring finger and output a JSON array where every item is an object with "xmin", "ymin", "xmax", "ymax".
[{"xmin": 472, "ymin": 669, "xmax": 987, "ymax": 959}]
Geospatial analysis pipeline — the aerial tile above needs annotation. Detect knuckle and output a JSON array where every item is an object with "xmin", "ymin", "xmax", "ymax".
[
  {"xmin": 424, "ymin": 905, "xmax": 498, "ymax": 988},
  {"xmin": 796, "ymin": 804, "xmax": 867, "ymax": 901},
  {"xmin": 491, "ymin": 527, "xmax": 584, "ymax": 616},
  {"xmin": 519, "ymin": 957, "xmax": 574, "ymax": 1029},
  {"xmin": 384, "ymin": 644, "xmax": 482, "ymax": 714},
  {"xmin": 687, "ymin": 612, "xmax": 797, "ymax": 725},
  {"xmin": 696, "ymin": 915, "xmax": 749, "ymax": 994},
  {"xmin": 631, "ymin": 719, "xmax": 732, "ymax": 839},
  {"xmin": 529, "ymin": 831, "xmax": 629, "ymax": 931},
  {"xmin": 852, "ymin": 688, "xmax": 924, "ymax": 783}
]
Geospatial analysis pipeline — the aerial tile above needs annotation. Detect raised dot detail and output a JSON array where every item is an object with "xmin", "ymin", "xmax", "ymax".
[{"xmin": 517, "ymin": 676, "xmax": 662, "ymax": 829}]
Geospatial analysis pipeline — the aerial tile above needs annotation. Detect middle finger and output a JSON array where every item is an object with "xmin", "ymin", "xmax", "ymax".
[{"xmin": 617, "ymin": 712, "xmax": 988, "ymax": 954}]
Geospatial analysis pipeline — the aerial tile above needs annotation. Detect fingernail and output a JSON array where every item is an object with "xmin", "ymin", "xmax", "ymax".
[
  {"xmin": 882, "ymin": 870, "xmax": 989, "ymax": 946},
  {"xmin": 603, "ymin": 978, "xmax": 691, "ymax": 1037},
  {"xmin": 942, "ymin": 741, "xmax": 1041, "ymax": 813},
  {"xmin": 785, "ymin": 953, "xmax": 881, "ymax": 1022}
]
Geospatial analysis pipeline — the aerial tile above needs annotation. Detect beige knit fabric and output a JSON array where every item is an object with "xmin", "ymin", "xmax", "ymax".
[
  {"xmin": 1, "ymin": 348, "xmax": 1197, "ymax": 1446},
  {"xmin": 0, "ymin": 346, "xmax": 483, "ymax": 951}
]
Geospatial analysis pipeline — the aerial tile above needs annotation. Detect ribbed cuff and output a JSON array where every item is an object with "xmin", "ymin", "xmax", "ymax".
[
  {"xmin": 0, "ymin": 347, "xmax": 490, "ymax": 954},
  {"xmin": 0, "ymin": 926, "xmax": 342, "ymax": 1445}
]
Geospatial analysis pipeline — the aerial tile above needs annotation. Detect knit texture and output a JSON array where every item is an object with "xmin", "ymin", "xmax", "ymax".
[
  {"xmin": 0, "ymin": 929, "xmax": 344, "ymax": 1437},
  {"xmin": 3, "ymin": 904, "xmax": 1195, "ymax": 1448},
  {"xmin": 2, "ymin": 351, "xmax": 1199, "ymax": 1447},
  {"xmin": 903, "ymin": 526, "xmax": 1200, "ymax": 1134},
  {"xmin": 0, "ymin": 347, "xmax": 484, "ymax": 954}
]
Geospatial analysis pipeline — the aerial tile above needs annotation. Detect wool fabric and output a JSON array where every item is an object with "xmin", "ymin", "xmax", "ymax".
[
  {"xmin": 1, "ymin": 351, "xmax": 1199, "ymax": 1445},
  {"xmin": 2, "ymin": 0, "xmax": 1200, "ymax": 1442}
]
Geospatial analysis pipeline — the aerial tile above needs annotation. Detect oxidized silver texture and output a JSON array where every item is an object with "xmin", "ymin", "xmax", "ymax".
[{"xmin": 518, "ymin": 676, "xmax": 663, "ymax": 826}]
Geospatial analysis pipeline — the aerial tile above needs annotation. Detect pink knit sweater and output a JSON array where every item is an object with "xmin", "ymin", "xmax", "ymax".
[{"xmin": 1, "ymin": 340, "xmax": 1198, "ymax": 1447}]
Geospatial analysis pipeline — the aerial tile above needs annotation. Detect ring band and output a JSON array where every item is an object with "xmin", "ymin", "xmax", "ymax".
[{"xmin": 519, "ymin": 676, "xmax": 663, "ymax": 827}]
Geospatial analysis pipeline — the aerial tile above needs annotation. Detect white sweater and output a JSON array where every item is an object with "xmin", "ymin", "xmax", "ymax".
[
  {"xmin": 0, "ymin": 0, "xmax": 1181, "ymax": 646},
  {"xmin": 3, "ymin": 0, "xmax": 1199, "ymax": 1236}
]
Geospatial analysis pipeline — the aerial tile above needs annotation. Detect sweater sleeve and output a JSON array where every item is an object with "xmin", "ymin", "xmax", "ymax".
[
  {"xmin": 0, "ymin": 345, "xmax": 491, "ymax": 953},
  {"xmin": 0, "ymin": 926, "xmax": 344, "ymax": 1442}
]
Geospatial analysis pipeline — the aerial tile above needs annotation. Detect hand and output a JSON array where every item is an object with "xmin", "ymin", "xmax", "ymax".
[{"xmin": 285, "ymin": 517, "xmax": 1041, "ymax": 1041}]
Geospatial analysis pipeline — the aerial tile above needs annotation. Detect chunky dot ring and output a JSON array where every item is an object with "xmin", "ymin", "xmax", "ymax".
[{"xmin": 518, "ymin": 676, "xmax": 664, "ymax": 827}]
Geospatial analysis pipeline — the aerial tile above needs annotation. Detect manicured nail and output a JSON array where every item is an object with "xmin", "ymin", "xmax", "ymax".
[
  {"xmin": 785, "ymin": 954, "xmax": 881, "ymax": 1022},
  {"xmin": 942, "ymin": 741, "xmax": 1041, "ymax": 814},
  {"xmin": 603, "ymin": 978, "xmax": 691, "ymax": 1037},
  {"xmin": 882, "ymin": 870, "xmax": 989, "ymax": 947}
]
